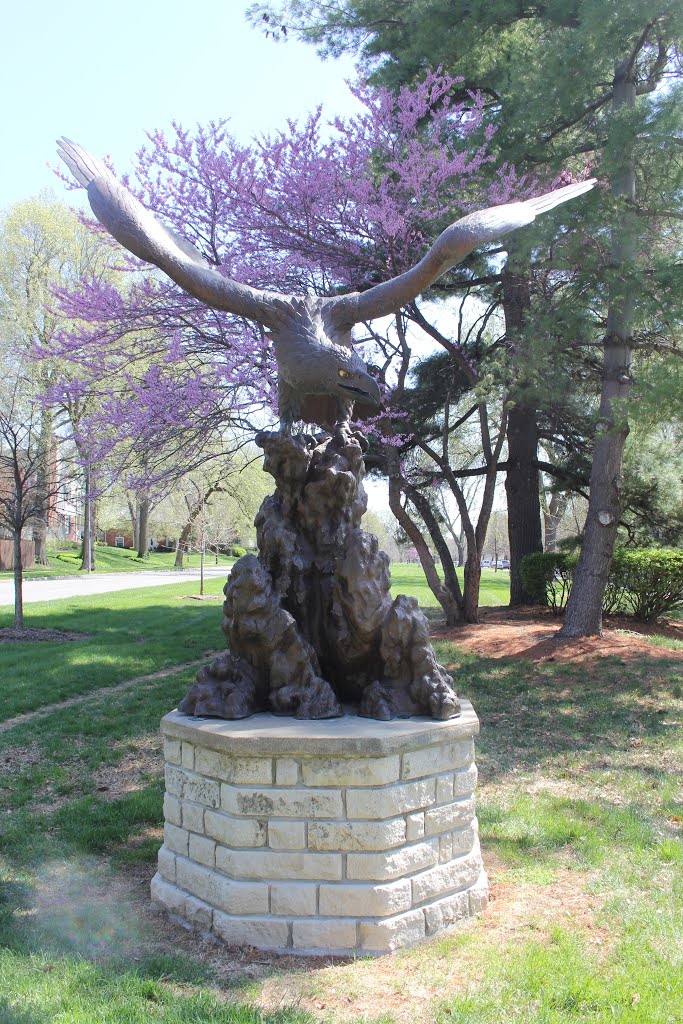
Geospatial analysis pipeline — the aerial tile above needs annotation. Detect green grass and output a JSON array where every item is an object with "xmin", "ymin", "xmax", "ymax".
[
  {"xmin": 0, "ymin": 567, "xmax": 681, "ymax": 1022},
  {"xmin": 0, "ymin": 579, "xmax": 229, "ymax": 719},
  {"xmin": 1, "ymin": 544, "xmax": 237, "ymax": 579},
  {"xmin": 389, "ymin": 562, "xmax": 511, "ymax": 608}
]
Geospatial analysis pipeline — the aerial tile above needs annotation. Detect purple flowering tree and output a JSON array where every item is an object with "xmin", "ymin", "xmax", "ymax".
[{"xmin": 52, "ymin": 70, "xmax": 548, "ymax": 620}]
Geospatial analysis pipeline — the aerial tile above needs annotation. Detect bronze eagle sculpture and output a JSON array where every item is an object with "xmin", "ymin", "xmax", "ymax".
[{"xmin": 58, "ymin": 138, "xmax": 595, "ymax": 431}]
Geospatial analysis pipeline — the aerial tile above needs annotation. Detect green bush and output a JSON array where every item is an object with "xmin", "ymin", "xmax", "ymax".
[
  {"xmin": 521, "ymin": 546, "xmax": 683, "ymax": 622},
  {"xmin": 230, "ymin": 545, "xmax": 247, "ymax": 558},
  {"xmin": 616, "ymin": 548, "xmax": 683, "ymax": 622},
  {"xmin": 519, "ymin": 551, "xmax": 575, "ymax": 613}
]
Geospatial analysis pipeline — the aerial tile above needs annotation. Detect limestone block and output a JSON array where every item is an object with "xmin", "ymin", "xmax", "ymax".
[
  {"xmin": 268, "ymin": 821, "xmax": 306, "ymax": 849},
  {"xmin": 346, "ymin": 777, "xmax": 436, "ymax": 820},
  {"xmin": 157, "ymin": 845, "xmax": 176, "ymax": 883},
  {"xmin": 151, "ymin": 873, "xmax": 185, "ymax": 915},
  {"xmin": 181, "ymin": 800, "xmax": 205, "ymax": 835},
  {"xmin": 184, "ymin": 894, "xmax": 213, "ymax": 929},
  {"xmin": 424, "ymin": 797, "xmax": 475, "ymax": 836},
  {"xmin": 405, "ymin": 812, "xmax": 425, "ymax": 841},
  {"xmin": 301, "ymin": 754, "xmax": 400, "ymax": 787},
  {"xmin": 163, "ymin": 793, "xmax": 182, "ymax": 827},
  {"xmin": 411, "ymin": 847, "xmax": 482, "ymax": 905},
  {"xmin": 213, "ymin": 910, "xmax": 290, "ymax": 950},
  {"xmin": 222, "ymin": 786, "xmax": 343, "ymax": 820},
  {"xmin": 181, "ymin": 742, "xmax": 195, "ymax": 770},
  {"xmin": 359, "ymin": 908, "xmax": 426, "ymax": 953},
  {"xmin": 164, "ymin": 765, "xmax": 185, "ymax": 797},
  {"xmin": 275, "ymin": 758, "xmax": 299, "ymax": 785},
  {"xmin": 307, "ymin": 818, "xmax": 406, "ymax": 852},
  {"xmin": 401, "ymin": 739, "xmax": 474, "ymax": 781},
  {"xmin": 453, "ymin": 764, "xmax": 478, "ymax": 798},
  {"xmin": 215, "ymin": 847, "xmax": 342, "ymax": 882},
  {"xmin": 271, "ymin": 883, "xmax": 318, "ymax": 917},
  {"xmin": 194, "ymin": 748, "xmax": 273, "ymax": 785},
  {"xmin": 468, "ymin": 870, "xmax": 490, "ymax": 916},
  {"xmin": 163, "ymin": 739, "xmax": 182, "ymax": 765},
  {"xmin": 319, "ymin": 878, "xmax": 411, "ymax": 918},
  {"xmin": 439, "ymin": 834, "xmax": 453, "ymax": 864},
  {"xmin": 176, "ymin": 855, "xmax": 269, "ymax": 914},
  {"xmin": 182, "ymin": 773, "xmax": 221, "ymax": 809},
  {"xmin": 204, "ymin": 810, "xmax": 267, "ymax": 848},
  {"xmin": 436, "ymin": 774, "xmax": 454, "ymax": 804},
  {"xmin": 164, "ymin": 823, "xmax": 189, "ymax": 857},
  {"xmin": 346, "ymin": 838, "xmax": 439, "ymax": 881},
  {"xmin": 423, "ymin": 890, "xmax": 469, "ymax": 935},
  {"xmin": 292, "ymin": 919, "xmax": 357, "ymax": 952},
  {"xmin": 451, "ymin": 824, "xmax": 477, "ymax": 858},
  {"xmin": 189, "ymin": 833, "xmax": 216, "ymax": 867}
]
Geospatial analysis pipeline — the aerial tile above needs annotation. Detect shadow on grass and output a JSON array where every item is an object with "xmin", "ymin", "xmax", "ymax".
[
  {"xmin": 433, "ymin": 640, "xmax": 682, "ymax": 780},
  {"xmin": 0, "ymin": 590, "xmax": 227, "ymax": 720}
]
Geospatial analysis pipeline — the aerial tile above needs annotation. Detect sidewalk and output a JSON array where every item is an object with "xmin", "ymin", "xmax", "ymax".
[{"xmin": 0, "ymin": 567, "xmax": 230, "ymax": 607}]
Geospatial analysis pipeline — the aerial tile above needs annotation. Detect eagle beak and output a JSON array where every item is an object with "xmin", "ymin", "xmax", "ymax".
[{"xmin": 340, "ymin": 371, "xmax": 383, "ymax": 409}]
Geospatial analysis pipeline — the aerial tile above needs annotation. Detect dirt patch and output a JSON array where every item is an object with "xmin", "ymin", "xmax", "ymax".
[
  {"xmin": 0, "ymin": 742, "xmax": 41, "ymax": 773},
  {"xmin": 97, "ymin": 854, "xmax": 605, "ymax": 1024},
  {"xmin": 433, "ymin": 606, "xmax": 683, "ymax": 663},
  {"xmin": 93, "ymin": 736, "xmax": 162, "ymax": 800},
  {"xmin": 0, "ymin": 628, "xmax": 90, "ymax": 643}
]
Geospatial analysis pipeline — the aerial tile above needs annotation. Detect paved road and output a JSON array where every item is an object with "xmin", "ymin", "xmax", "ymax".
[{"xmin": 0, "ymin": 567, "xmax": 231, "ymax": 607}]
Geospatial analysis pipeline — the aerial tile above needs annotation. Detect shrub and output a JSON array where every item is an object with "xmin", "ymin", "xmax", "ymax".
[
  {"xmin": 616, "ymin": 548, "xmax": 683, "ymax": 622},
  {"xmin": 519, "ymin": 551, "xmax": 575, "ymax": 613},
  {"xmin": 602, "ymin": 548, "xmax": 631, "ymax": 615},
  {"xmin": 230, "ymin": 545, "xmax": 247, "ymax": 558}
]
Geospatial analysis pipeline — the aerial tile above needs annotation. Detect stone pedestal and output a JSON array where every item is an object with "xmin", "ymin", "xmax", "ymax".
[{"xmin": 152, "ymin": 703, "xmax": 488, "ymax": 955}]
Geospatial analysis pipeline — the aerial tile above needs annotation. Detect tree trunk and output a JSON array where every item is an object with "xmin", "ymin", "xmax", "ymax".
[
  {"xmin": 403, "ymin": 482, "xmax": 464, "ymax": 620},
  {"xmin": 175, "ymin": 521, "xmax": 193, "ymax": 568},
  {"xmin": 13, "ymin": 528, "xmax": 24, "ymax": 630},
  {"xmin": 137, "ymin": 497, "xmax": 150, "ymax": 559},
  {"xmin": 80, "ymin": 467, "xmax": 96, "ymax": 571},
  {"xmin": 543, "ymin": 493, "xmax": 567, "ymax": 552},
  {"xmin": 502, "ymin": 266, "xmax": 543, "ymax": 605},
  {"xmin": 561, "ymin": 59, "xmax": 637, "ymax": 637},
  {"xmin": 462, "ymin": 556, "xmax": 481, "ymax": 621},
  {"xmin": 128, "ymin": 496, "xmax": 139, "ymax": 552},
  {"xmin": 387, "ymin": 452, "xmax": 462, "ymax": 626},
  {"xmin": 33, "ymin": 407, "xmax": 53, "ymax": 565}
]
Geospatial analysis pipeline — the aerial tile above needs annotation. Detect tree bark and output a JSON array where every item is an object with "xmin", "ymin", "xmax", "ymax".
[
  {"xmin": 128, "ymin": 496, "xmax": 139, "ymax": 552},
  {"xmin": 543, "ymin": 492, "xmax": 567, "ymax": 552},
  {"xmin": 502, "ymin": 265, "xmax": 543, "ymax": 605},
  {"xmin": 13, "ymin": 528, "xmax": 24, "ymax": 630},
  {"xmin": 137, "ymin": 497, "xmax": 150, "ymax": 558},
  {"xmin": 80, "ymin": 467, "xmax": 96, "ymax": 571},
  {"xmin": 561, "ymin": 59, "xmax": 637, "ymax": 637}
]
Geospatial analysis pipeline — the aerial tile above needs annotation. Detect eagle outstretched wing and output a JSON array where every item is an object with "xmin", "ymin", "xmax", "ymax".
[
  {"xmin": 57, "ymin": 138, "xmax": 277, "ymax": 324},
  {"xmin": 348, "ymin": 179, "xmax": 597, "ymax": 324}
]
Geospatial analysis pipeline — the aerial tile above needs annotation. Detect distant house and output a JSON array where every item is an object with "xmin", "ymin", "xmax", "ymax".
[{"xmin": 104, "ymin": 529, "xmax": 134, "ymax": 549}]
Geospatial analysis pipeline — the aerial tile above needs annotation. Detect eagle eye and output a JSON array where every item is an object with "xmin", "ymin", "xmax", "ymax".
[{"xmin": 338, "ymin": 368, "xmax": 350, "ymax": 379}]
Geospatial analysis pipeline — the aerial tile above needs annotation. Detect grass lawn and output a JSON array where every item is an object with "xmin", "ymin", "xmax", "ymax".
[
  {"xmin": 0, "ymin": 544, "xmax": 237, "ymax": 579},
  {"xmin": 1, "ymin": 570, "xmax": 682, "ymax": 1022}
]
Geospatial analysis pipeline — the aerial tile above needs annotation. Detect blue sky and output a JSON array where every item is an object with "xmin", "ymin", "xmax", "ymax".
[{"xmin": 1, "ymin": 0, "xmax": 359, "ymax": 208}]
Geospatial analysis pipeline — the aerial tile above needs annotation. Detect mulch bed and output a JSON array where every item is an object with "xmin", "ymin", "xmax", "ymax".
[{"xmin": 432, "ymin": 605, "xmax": 683, "ymax": 663}]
